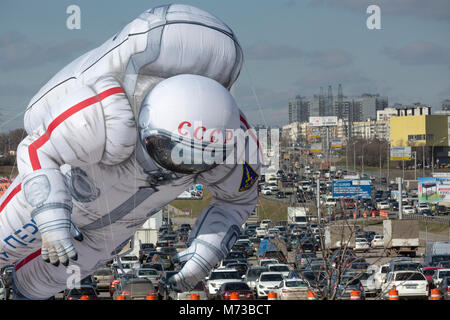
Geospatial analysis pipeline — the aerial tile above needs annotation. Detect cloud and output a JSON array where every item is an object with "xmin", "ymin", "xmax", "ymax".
[
  {"xmin": 244, "ymin": 43, "xmax": 303, "ymax": 60},
  {"xmin": 0, "ymin": 31, "xmax": 93, "ymax": 71},
  {"xmin": 305, "ymin": 49, "xmax": 354, "ymax": 68},
  {"xmin": 382, "ymin": 41, "xmax": 450, "ymax": 65},
  {"xmin": 308, "ymin": 0, "xmax": 450, "ymax": 20}
]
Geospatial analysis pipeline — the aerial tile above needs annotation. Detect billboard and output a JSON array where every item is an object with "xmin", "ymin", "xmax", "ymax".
[
  {"xmin": 176, "ymin": 184, "xmax": 203, "ymax": 200},
  {"xmin": 309, "ymin": 143, "xmax": 322, "ymax": 153},
  {"xmin": 309, "ymin": 116, "xmax": 338, "ymax": 127},
  {"xmin": 418, "ymin": 177, "xmax": 450, "ymax": 203},
  {"xmin": 331, "ymin": 138, "xmax": 343, "ymax": 148},
  {"xmin": 332, "ymin": 179, "xmax": 372, "ymax": 199},
  {"xmin": 390, "ymin": 146, "xmax": 411, "ymax": 161}
]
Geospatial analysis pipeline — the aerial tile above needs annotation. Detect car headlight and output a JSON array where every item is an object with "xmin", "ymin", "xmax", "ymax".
[{"xmin": 259, "ymin": 285, "xmax": 264, "ymax": 289}]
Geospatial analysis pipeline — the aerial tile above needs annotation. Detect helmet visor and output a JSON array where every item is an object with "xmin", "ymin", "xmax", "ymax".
[{"xmin": 143, "ymin": 130, "xmax": 232, "ymax": 174}]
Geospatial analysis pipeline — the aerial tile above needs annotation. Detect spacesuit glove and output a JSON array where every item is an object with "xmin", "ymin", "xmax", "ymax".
[
  {"xmin": 170, "ymin": 226, "xmax": 241, "ymax": 292},
  {"xmin": 33, "ymin": 208, "xmax": 78, "ymax": 267}
]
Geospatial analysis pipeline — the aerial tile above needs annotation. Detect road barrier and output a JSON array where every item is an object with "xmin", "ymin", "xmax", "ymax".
[
  {"xmin": 350, "ymin": 290, "xmax": 361, "ymax": 300},
  {"xmin": 116, "ymin": 295, "xmax": 126, "ymax": 300},
  {"xmin": 230, "ymin": 292, "xmax": 240, "ymax": 300},
  {"xmin": 190, "ymin": 293, "xmax": 200, "ymax": 300},
  {"xmin": 388, "ymin": 287, "xmax": 399, "ymax": 300},
  {"xmin": 267, "ymin": 292, "xmax": 277, "ymax": 300},
  {"xmin": 307, "ymin": 290, "xmax": 316, "ymax": 300},
  {"xmin": 79, "ymin": 295, "xmax": 89, "ymax": 300},
  {"xmin": 146, "ymin": 294, "xmax": 157, "ymax": 300},
  {"xmin": 430, "ymin": 289, "xmax": 442, "ymax": 300}
]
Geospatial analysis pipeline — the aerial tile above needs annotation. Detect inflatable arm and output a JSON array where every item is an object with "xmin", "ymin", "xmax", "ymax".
[{"xmin": 17, "ymin": 77, "xmax": 136, "ymax": 266}]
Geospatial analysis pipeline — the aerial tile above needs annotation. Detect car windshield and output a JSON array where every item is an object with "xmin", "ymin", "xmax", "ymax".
[
  {"xmin": 269, "ymin": 265, "xmax": 289, "ymax": 272},
  {"xmin": 357, "ymin": 273, "xmax": 371, "ymax": 280},
  {"xmin": 302, "ymin": 272, "xmax": 325, "ymax": 281},
  {"xmin": 260, "ymin": 274, "xmax": 283, "ymax": 282},
  {"xmin": 395, "ymin": 273, "xmax": 425, "ymax": 281},
  {"xmin": 340, "ymin": 277, "xmax": 360, "ymax": 286},
  {"xmin": 227, "ymin": 252, "xmax": 245, "ymax": 259},
  {"xmin": 137, "ymin": 269, "xmax": 158, "ymax": 276},
  {"xmin": 423, "ymin": 269, "xmax": 438, "ymax": 276},
  {"xmin": 393, "ymin": 263, "xmax": 420, "ymax": 271},
  {"xmin": 121, "ymin": 256, "xmax": 138, "ymax": 261},
  {"xmin": 141, "ymin": 244, "xmax": 154, "ymax": 249},
  {"xmin": 285, "ymin": 280, "xmax": 306, "ymax": 288},
  {"xmin": 210, "ymin": 271, "xmax": 241, "ymax": 280},
  {"xmin": 438, "ymin": 271, "xmax": 450, "ymax": 278},
  {"xmin": 247, "ymin": 268, "xmax": 265, "ymax": 278}
]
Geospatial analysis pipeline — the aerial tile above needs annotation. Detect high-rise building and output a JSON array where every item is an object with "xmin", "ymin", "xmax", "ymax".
[
  {"xmin": 288, "ymin": 95, "xmax": 309, "ymax": 124},
  {"xmin": 357, "ymin": 94, "xmax": 388, "ymax": 121}
]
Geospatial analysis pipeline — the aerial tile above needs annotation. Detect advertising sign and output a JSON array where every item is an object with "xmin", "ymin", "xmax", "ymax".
[
  {"xmin": 418, "ymin": 177, "xmax": 450, "ymax": 203},
  {"xmin": 309, "ymin": 116, "xmax": 338, "ymax": 127},
  {"xmin": 332, "ymin": 179, "xmax": 372, "ymax": 199},
  {"xmin": 390, "ymin": 146, "xmax": 411, "ymax": 161},
  {"xmin": 331, "ymin": 138, "xmax": 343, "ymax": 148},
  {"xmin": 309, "ymin": 143, "xmax": 322, "ymax": 153}
]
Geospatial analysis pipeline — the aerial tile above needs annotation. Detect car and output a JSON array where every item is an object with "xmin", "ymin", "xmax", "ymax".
[
  {"xmin": 355, "ymin": 271, "xmax": 377, "ymax": 296},
  {"xmin": 225, "ymin": 262, "xmax": 248, "ymax": 278},
  {"xmin": 437, "ymin": 276, "xmax": 450, "ymax": 300},
  {"xmin": 402, "ymin": 205, "xmax": 415, "ymax": 215},
  {"xmin": 113, "ymin": 278, "xmax": 157, "ymax": 300},
  {"xmin": 274, "ymin": 279, "xmax": 308, "ymax": 300},
  {"xmin": 377, "ymin": 201, "xmax": 390, "ymax": 210},
  {"xmin": 332, "ymin": 273, "xmax": 365, "ymax": 300},
  {"xmin": 261, "ymin": 188, "xmax": 272, "ymax": 195},
  {"xmin": 416, "ymin": 202, "xmax": 429, "ymax": 213},
  {"xmin": 93, "ymin": 268, "xmax": 114, "ymax": 291},
  {"xmin": 0, "ymin": 278, "xmax": 7, "ymax": 300},
  {"xmin": 432, "ymin": 269, "xmax": 450, "ymax": 288},
  {"xmin": 381, "ymin": 271, "xmax": 428, "ymax": 299},
  {"xmin": 421, "ymin": 209, "xmax": 435, "ymax": 216},
  {"xmin": 157, "ymin": 270, "xmax": 179, "ymax": 300},
  {"xmin": 276, "ymin": 191, "xmax": 286, "ymax": 198},
  {"xmin": 260, "ymin": 219, "xmax": 272, "ymax": 229},
  {"xmin": 259, "ymin": 259, "xmax": 279, "ymax": 268},
  {"xmin": 255, "ymin": 227, "xmax": 268, "ymax": 237},
  {"xmin": 216, "ymin": 281, "xmax": 254, "ymax": 300},
  {"xmin": 355, "ymin": 238, "xmax": 370, "ymax": 252},
  {"xmin": 256, "ymin": 272, "xmax": 284, "ymax": 299},
  {"xmin": 295, "ymin": 252, "xmax": 317, "ymax": 270},
  {"xmin": 64, "ymin": 275, "xmax": 98, "ymax": 295},
  {"xmin": 244, "ymin": 266, "xmax": 267, "ymax": 292},
  {"xmin": 422, "ymin": 267, "xmax": 442, "ymax": 287},
  {"xmin": 348, "ymin": 261, "xmax": 370, "ymax": 272},
  {"xmin": 266, "ymin": 264, "xmax": 290, "ymax": 278},
  {"xmin": 1, "ymin": 265, "xmax": 13, "ymax": 290},
  {"xmin": 139, "ymin": 243, "xmax": 156, "ymax": 263},
  {"xmin": 134, "ymin": 268, "xmax": 161, "ymax": 283},
  {"xmin": 205, "ymin": 269, "xmax": 243, "ymax": 299},
  {"xmin": 63, "ymin": 285, "xmax": 99, "ymax": 300},
  {"xmin": 109, "ymin": 273, "xmax": 137, "ymax": 297},
  {"xmin": 235, "ymin": 239, "xmax": 255, "ymax": 257},
  {"xmin": 325, "ymin": 197, "xmax": 337, "ymax": 207},
  {"xmin": 371, "ymin": 235, "xmax": 384, "ymax": 248},
  {"xmin": 141, "ymin": 262, "xmax": 164, "ymax": 275},
  {"xmin": 118, "ymin": 254, "xmax": 140, "ymax": 269},
  {"xmin": 168, "ymin": 281, "xmax": 208, "ymax": 300}
]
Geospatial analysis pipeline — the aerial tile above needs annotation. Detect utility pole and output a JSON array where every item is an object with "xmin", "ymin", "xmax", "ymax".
[
  {"xmin": 316, "ymin": 178, "xmax": 321, "ymax": 221},
  {"xmin": 397, "ymin": 177, "xmax": 403, "ymax": 220},
  {"xmin": 413, "ymin": 151, "xmax": 417, "ymax": 181}
]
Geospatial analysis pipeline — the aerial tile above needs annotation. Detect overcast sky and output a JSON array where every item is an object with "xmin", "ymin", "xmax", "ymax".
[{"xmin": 0, "ymin": 0, "xmax": 449, "ymax": 131}]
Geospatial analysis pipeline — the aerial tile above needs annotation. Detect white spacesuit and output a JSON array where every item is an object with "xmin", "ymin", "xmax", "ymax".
[{"xmin": 0, "ymin": 4, "xmax": 260, "ymax": 299}]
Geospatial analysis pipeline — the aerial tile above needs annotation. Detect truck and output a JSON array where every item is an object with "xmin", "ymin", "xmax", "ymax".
[
  {"xmin": 278, "ymin": 180, "xmax": 296, "ymax": 195},
  {"xmin": 287, "ymin": 207, "xmax": 309, "ymax": 226},
  {"xmin": 383, "ymin": 220, "xmax": 419, "ymax": 257},
  {"xmin": 257, "ymin": 238, "xmax": 288, "ymax": 264},
  {"xmin": 425, "ymin": 242, "xmax": 450, "ymax": 266},
  {"xmin": 324, "ymin": 224, "xmax": 356, "ymax": 251}
]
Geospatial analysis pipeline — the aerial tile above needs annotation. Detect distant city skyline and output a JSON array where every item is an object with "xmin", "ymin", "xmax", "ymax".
[{"xmin": 0, "ymin": 0, "xmax": 449, "ymax": 132}]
